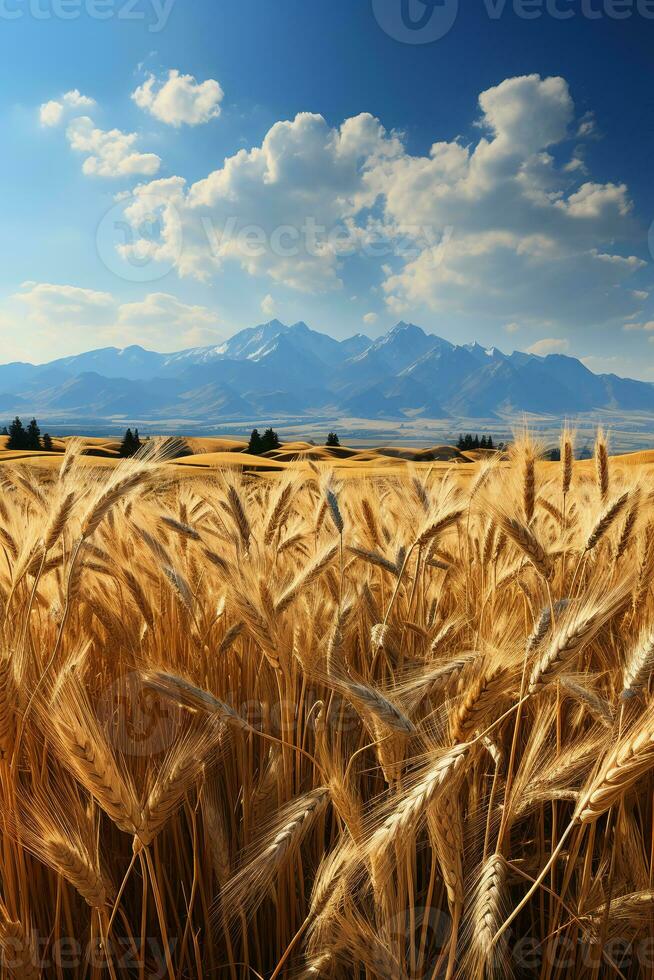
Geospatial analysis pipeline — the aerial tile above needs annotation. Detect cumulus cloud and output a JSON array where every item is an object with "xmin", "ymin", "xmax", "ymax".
[
  {"xmin": 363, "ymin": 312, "xmax": 378, "ymax": 325},
  {"xmin": 527, "ymin": 338, "xmax": 570, "ymax": 356},
  {"xmin": 39, "ymin": 89, "xmax": 96, "ymax": 127},
  {"xmin": 66, "ymin": 117, "xmax": 161, "ymax": 178},
  {"xmin": 119, "ymin": 112, "xmax": 402, "ymax": 290},
  {"xmin": 368, "ymin": 74, "xmax": 645, "ymax": 328},
  {"xmin": 11, "ymin": 283, "xmax": 220, "ymax": 351},
  {"xmin": 260, "ymin": 294, "xmax": 276, "ymax": 317},
  {"xmin": 39, "ymin": 89, "xmax": 160, "ymax": 178},
  {"xmin": 558, "ymin": 181, "xmax": 631, "ymax": 220},
  {"xmin": 132, "ymin": 70, "xmax": 224, "ymax": 127},
  {"xmin": 114, "ymin": 74, "xmax": 647, "ymax": 335}
]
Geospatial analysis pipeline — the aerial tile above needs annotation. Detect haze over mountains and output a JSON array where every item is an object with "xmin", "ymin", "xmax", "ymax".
[{"xmin": 2, "ymin": 320, "xmax": 654, "ymax": 428}]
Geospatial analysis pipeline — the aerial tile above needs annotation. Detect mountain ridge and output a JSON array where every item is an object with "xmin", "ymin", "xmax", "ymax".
[{"xmin": 3, "ymin": 320, "xmax": 654, "ymax": 425}]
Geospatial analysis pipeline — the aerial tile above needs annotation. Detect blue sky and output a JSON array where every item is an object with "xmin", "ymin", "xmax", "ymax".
[{"xmin": 1, "ymin": 0, "xmax": 654, "ymax": 378}]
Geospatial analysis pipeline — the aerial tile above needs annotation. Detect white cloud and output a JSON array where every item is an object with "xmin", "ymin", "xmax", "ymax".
[
  {"xmin": 363, "ymin": 312, "xmax": 378, "ymax": 325},
  {"xmin": 39, "ymin": 89, "xmax": 96, "ymax": 128},
  {"xmin": 15, "ymin": 282, "xmax": 114, "ymax": 323},
  {"xmin": 624, "ymin": 321, "xmax": 654, "ymax": 332},
  {"xmin": 40, "ymin": 100, "xmax": 65, "ymax": 128},
  {"xmin": 10, "ymin": 283, "xmax": 221, "ymax": 352},
  {"xmin": 558, "ymin": 181, "xmax": 631, "ymax": 219},
  {"xmin": 369, "ymin": 74, "xmax": 645, "ymax": 329},
  {"xmin": 527, "ymin": 337, "xmax": 570, "ymax": 356},
  {"xmin": 119, "ymin": 112, "xmax": 402, "ymax": 290},
  {"xmin": 39, "ymin": 89, "xmax": 160, "ymax": 178},
  {"xmin": 66, "ymin": 117, "xmax": 161, "ymax": 178},
  {"xmin": 132, "ymin": 70, "xmax": 224, "ymax": 127},
  {"xmin": 260, "ymin": 294, "xmax": 276, "ymax": 317},
  {"xmin": 115, "ymin": 74, "xmax": 646, "ymax": 335},
  {"xmin": 577, "ymin": 112, "xmax": 598, "ymax": 138},
  {"xmin": 504, "ymin": 321, "xmax": 520, "ymax": 334}
]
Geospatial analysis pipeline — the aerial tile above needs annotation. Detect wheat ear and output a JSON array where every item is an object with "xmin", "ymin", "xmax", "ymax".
[{"xmin": 621, "ymin": 628, "xmax": 654, "ymax": 699}]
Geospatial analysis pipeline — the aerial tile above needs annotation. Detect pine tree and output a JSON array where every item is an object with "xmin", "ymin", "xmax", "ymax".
[
  {"xmin": 248, "ymin": 429, "xmax": 264, "ymax": 455},
  {"xmin": 260, "ymin": 428, "xmax": 281, "ymax": 453},
  {"xmin": 326, "ymin": 432, "xmax": 340, "ymax": 447},
  {"xmin": 26, "ymin": 419, "xmax": 41, "ymax": 451},
  {"xmin": 43, "ymin": 433, "xmax": 54, "ymax": 452},
  {"xmin": 119, "ymin": 428, "xmax": 137, "ymax": 458},
  {"xmin": 480, "ymin": 436, "xmax": 488, "ymax": 450},
  {"xmin": 7, "ymin": 417, "xmax": 28, "ymax": 451},
  {"xmin": 133, "ymin": 428, "xmax": 142, "ymax": 453},
  {"xmin": 487, "ymin": 435, "xmax": 494, "ymax": 450}
]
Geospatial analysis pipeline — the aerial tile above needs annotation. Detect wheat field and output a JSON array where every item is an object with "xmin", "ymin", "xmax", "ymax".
[{"xmin": 1, "ymin": 432, "xmax": 654, "ymax": 978}]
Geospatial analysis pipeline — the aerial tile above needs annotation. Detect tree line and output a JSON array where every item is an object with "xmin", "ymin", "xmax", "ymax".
[
  {"xmin": 247, "ymin": 429, "xmax": 340, "ymax": 456},
  {"xmin": 119, "ymin": 428, "xmax": 142, "ymax": 458},
  {"xmin": 457, "ymin": 433, "xmax": 497, "ymax": 451},
  {"xmin": 2, "ymin": 417, "xmax": 53, "ymax": 452},
  {"xmin": 2, "ymin": 421, "xmax": 344, "ymax": 458}
]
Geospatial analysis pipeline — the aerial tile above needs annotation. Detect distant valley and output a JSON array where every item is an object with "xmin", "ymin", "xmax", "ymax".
[{"xmin": 4, "ymin": 320, "xmax": 654, "ymax": 450}]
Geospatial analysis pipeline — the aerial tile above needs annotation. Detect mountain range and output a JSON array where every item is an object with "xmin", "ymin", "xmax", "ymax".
[{"xmin": 3, "ymin": 320, "xmax": 654, "ymax": 428}]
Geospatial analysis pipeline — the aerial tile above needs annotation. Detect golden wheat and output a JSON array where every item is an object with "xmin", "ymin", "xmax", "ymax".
[{"xmin": 1, "ymin": 433, "xmax": 654, "ymax": 977}]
